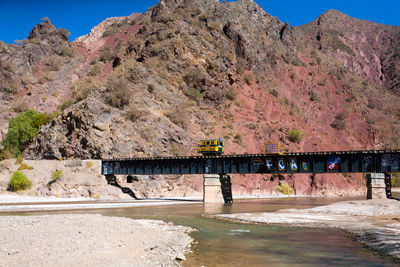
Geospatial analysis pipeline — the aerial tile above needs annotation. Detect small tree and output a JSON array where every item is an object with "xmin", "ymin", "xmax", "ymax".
[
  {"xmin": 2, "ymin": 110, "xmax": 48, "ymax": 156},
  {"xmin": 9, "ymin": 171, "xmax": 32, "ymax": 191}
]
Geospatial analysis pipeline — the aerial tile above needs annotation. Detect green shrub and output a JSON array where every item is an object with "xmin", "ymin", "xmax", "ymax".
[
  {"xmin": 9, "ymin": 171, "xmax": 32, "ymax": 191},
  {"xmin": 18, "ymin": 163, "xmax": 34, "ymax": 170},
  {"xmin": 52, "ymin": 170, "xmax": 63, "ymax": 181},
  {"xmin": 2, "ymin": 110, "xmax": 49, "ymax": 156},
  {"xmin": 58, "ymin": 99, "xmax": 74, "ymax": 111},
  {"xmin": 287, "ymin": 129, "xmax": 304, "ymax": 143},
  {"xmin": 392, "ymin": 173, "xmax": 400, "ymax": 188},
  {"xmin": 276, "ymin": 182, "xmax": 293, "ymax": 195}
]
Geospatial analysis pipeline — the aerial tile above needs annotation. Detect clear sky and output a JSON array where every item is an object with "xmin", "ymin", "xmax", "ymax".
[{"xmin": 0, "ymin": 0, "xmax": 399, "ymax": 44}]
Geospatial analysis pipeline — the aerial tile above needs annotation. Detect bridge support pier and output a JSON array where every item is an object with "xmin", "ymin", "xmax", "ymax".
[
  {"xmin": 203, "ymin": 174, "xmax": 233, "ymax": 203},
  {"xmin": 367, "ymin": 173, "xmax": 387, "ymax": 199}
]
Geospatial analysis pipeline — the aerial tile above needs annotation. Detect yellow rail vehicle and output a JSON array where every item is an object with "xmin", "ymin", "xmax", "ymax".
[
  {"xmin": 199, "ymin": 139, "xmax": 224, "ymax": 155},
  {"xmin": 264, "ymin": 142, "xmax": 284, "ymax": 155}
]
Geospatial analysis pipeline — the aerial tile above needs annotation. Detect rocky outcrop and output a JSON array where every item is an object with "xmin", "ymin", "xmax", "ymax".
[{"xmin": 75, "ymin": 13, "xmax": 139, "ymax": 43}]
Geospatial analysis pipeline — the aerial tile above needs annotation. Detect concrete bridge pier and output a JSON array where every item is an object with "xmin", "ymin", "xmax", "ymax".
[
  {"xmin": 367, "ymin": 173, "xmax": 391, "ymax": 199},
  {"xmin": 203, "ymin": 174, "xmax": 233, "ymax": 203}
]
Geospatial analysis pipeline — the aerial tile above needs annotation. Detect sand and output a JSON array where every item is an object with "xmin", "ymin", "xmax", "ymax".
[{"xmin": 0, "ymin": 214, "xmax": 194, "ymax": 267}]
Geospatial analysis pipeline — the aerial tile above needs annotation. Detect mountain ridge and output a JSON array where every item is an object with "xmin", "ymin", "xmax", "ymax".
[{"xmin": 0, "ymin": 0, "xmax": 399, "ymax": 197}]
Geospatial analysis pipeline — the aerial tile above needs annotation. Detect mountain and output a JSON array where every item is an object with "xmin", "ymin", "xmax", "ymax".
[{"xmin": 0, "ymin": 0, "xmax": 399, "ymax": 197}]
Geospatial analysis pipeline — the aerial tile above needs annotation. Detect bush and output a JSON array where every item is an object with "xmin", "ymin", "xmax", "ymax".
[
  {"xmin": 185, "ymin": 86, "xmax": 205, "ymax": 103},
  {"xmin": 166, "ymin": 105, "xmax": 190, "ymax": 129},
  {"xmin": 331, "ymin": 112, "xmax": 347, "ymax": 130},
  {"xmin": 46, "ymin": 55, "xmax": 63, "ymax": 71},
  {"xmin": 169, "ymin": 142, "xmax": 187, "ymax": 156},
  {"xmin": 287, "ymin": 129, "xmax": 304, "ymax": 143},
  {"xmin": 335, "ymin": 112, "xmax": 347, "ymax": 120},
  {"xmin": 55, "ymin": 45, "xmax": 74, "ymax": 57},
  {"xmin": 58, "ymin": 99, "xmax": 74, "ymax": 111},
  {"xmin": 88, "ymin": 63, "xmax": 102, "ymax": 76},
  {"xmin": 18, "ymin": 163, "xmax": 34, "ymax": 170},
  {"xmin": 269, "ymin": 89, "xmax": 279, "ymax": 97},
  {"xmin": 72, "ymin": 80, "xmax": 98, "ymax": 102},
  {"xmin": 52, "ymin": 170, "xmax": 63, "ymax": 181},
  {"xmin": 234, "ymin": 133, "xmax": 243, "ymax": 144},
  {"xmin": 310, "ymin": 90, "xmax": 320, "ymax": 102},
  {"xmin": 99, "ymin": 45, "xmax": 119, "ymax": 62},
  {"xmin": 9, "ymin": 171, "xmax": 32, "ymax": 191},
  {"xmin": 276, "ymin": 182, "xmax": 293, "ymax": 195},
  {"xmin": 2, "ymin": 110, "xmax": 49, "ymax": 156},
  {"xmin": 58, "ymin": 28, "xmax": 71, "ymax": 37},
  {"xmin": 16, "ymin": 155, "xmax": 24, "ymax": 164},
  {"xmin": 225, "ymin": 88, "xmax": 237, "ymax": 101},
  {"xmin": 331, "ymin": 119, "xmax": 346, "ymax": 130},
  {"xmin": 243, "ymin": 73, "xmax": 253, "ymax": 85},
  {"xmin": 125, "ymin": 106, "xmax": 144, "ymax": 122},
  {"xmin": 105, "ymin": 76, "xmax": 130, "ymax": 109}
]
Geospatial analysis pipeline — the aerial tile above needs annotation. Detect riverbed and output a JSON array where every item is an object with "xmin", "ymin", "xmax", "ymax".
[{"xmin": 2, "ymin": 196, "xmax": 398, "ymax": 266}]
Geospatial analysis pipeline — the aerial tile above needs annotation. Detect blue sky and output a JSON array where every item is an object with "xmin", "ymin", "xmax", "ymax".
[{"xmin": 0, "ymin": 0, "xmax": 399, "ymax": 44}]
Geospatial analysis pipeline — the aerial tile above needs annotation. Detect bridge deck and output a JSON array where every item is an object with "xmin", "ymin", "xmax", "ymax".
[{"xmin": 102, "ymin": 150, "xmax": 400, "ymax": 176}]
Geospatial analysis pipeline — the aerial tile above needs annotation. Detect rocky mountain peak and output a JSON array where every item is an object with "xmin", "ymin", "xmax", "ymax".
[{"xmin": 27, "ymin": 18, "xmax": 69, "ymax": 45}]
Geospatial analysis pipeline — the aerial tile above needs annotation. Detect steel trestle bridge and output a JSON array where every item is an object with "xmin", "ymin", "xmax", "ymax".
[{"xmin": 102, "ymin": 149, "xmax": 400, "ymax": 176}]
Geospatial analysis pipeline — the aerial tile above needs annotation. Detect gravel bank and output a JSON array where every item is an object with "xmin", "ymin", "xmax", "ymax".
[
  {"xmin": 0, "ymin": 214, "xmax": 193, "ymax": 266},
  {"xmin": 215, "ymin": 199, "xmax": 400, "ymax": 261}
]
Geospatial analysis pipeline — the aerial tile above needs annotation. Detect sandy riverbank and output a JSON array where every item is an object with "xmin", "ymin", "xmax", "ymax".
[
  {"xmin": 0, "ymin": 214, "xmax": 194, "ymax": 267},
  {"xmin": 215, "ymin": 199, "xmax": 400, "ymax": 261}
]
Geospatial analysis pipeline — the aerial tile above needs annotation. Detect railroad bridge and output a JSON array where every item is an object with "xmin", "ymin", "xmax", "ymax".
[{"xmin": 102, "ymin": 150, "xmax": 400, "ymax": 203}]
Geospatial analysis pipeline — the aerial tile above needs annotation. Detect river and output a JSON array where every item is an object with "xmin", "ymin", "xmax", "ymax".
[{"xmin": 6, "ymin": 196, "xmax": 398, "ymax": 266}]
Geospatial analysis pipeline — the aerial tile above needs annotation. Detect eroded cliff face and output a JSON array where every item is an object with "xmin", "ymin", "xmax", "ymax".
[
  {"xmin": 298, "ymin": 9, "xmax": 400, "ymax": 94},
  {"xmin": 0, "ymin": 0, "xmax": 399, "ymax": 197}
]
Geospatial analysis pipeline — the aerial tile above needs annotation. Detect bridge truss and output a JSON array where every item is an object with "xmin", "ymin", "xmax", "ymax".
[{"xmin": 102, "ymin": 150, "xmax": 400, "ymax": 176}]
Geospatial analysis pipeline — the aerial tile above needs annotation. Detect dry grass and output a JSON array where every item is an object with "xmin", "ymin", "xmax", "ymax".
[
  {"xmin": 46, "ymin": 56, "xmax": 63, "ymax": 71},
  {"xmin": 166, "ymin": 104, "xmax": 190, "ymax": 129},
  {"xmin": 105, "ymin": 76, "xmax": 130, "ymax": 109}
]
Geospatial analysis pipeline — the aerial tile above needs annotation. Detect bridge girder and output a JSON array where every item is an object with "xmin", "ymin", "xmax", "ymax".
[{"xmin": 102, "ymin": 150, "xmax": 400, "ymax": 176}]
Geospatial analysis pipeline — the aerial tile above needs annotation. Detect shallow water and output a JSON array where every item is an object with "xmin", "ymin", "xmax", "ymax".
[{"xmin": 6, "ymin": 197, "xmax": 398, "ymax": 266}]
